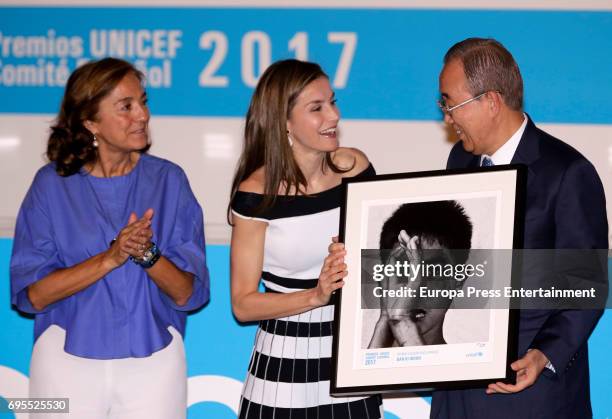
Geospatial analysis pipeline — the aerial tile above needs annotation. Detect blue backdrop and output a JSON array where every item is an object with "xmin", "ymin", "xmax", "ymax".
[
  {"xmin": 1, "ymin": 240, "xmax": 611, "ymax": 417},
  {"xmin": 0, "ymin": 8, "xmax": 611, "ymax": 122},
  {"xmin": 1, "ymin": 4, "xmax": 611, "ymax": 418}
]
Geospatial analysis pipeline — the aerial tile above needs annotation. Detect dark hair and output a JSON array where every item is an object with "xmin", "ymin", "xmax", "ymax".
[
  {"xmin": 444, "ymin": 38, "xmax": 523, "ymax": 111},
  {"xmin": 228, "ymin": 59, "xmax": 351, "ymax": 222},
  {"xmin": 379, "ymin": 201, "xmax": 473, "ymax": 264},
  {"xmin": 47, "ymin": 57, "xmax": 146, "ymax": 176}
]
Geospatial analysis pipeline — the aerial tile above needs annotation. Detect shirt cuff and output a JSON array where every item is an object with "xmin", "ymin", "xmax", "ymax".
[{"xmin": 527, "ymin": 348, "xmax": 556, "ymax": 373}]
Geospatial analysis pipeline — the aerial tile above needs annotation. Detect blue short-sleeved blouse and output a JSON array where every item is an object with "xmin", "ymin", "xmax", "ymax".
[{"xmin": 10, "ymin": 154, "xmax": 209, "ymax": 359}]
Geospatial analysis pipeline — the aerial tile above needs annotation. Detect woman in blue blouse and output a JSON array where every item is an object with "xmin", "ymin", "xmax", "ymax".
[{"xmin": 10, "ymin": 58, "xmax": 209, "ymax": 418}]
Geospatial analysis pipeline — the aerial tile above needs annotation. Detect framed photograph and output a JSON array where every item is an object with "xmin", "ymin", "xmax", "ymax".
[{"xmin": 330, "ymin": 165, "xmax": 526, "ymax": 396}]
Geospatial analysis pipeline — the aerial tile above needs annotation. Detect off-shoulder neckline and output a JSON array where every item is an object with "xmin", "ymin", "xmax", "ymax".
[{"xmin": 235, "ymin": 163, "xmax": 374, "ymax": 198}]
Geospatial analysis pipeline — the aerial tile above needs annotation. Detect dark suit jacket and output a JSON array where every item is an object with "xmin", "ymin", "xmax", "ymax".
[{"xmin": 431, "ymin": 117, "xmax": 608, "ymax": 419}]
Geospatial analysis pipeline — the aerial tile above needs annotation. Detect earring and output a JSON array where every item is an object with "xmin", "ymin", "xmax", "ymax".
[
  {"xmin": 287, "ymin": 132, "xmax": 294, "ymax": 147},
  {"xmin": 92, "ymin": 134, "xmax": 99, "ymax": 148}
]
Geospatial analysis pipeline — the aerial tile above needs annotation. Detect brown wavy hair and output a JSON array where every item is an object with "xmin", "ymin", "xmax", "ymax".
[
  {"xmin": 228, "ymin": 59, "xmax": 351, "ymax": 222},
  {"xmin": 47, "ymin": 57, "xmax": 147, "ymax": 176}
]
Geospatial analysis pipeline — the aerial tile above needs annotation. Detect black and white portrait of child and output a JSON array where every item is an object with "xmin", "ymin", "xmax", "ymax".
[{"xmin": 362, "ymin": 198, "xmax": 495, "ymax": 349}]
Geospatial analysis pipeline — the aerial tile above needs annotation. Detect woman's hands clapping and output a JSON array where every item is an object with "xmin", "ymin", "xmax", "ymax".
[{"xmin": 104, "ymin": 208, "xmax": 154, "ymax": 269}]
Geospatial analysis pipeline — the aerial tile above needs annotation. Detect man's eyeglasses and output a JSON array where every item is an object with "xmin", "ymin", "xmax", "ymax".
[{"xmin": 437, "ymin": 91, "xmax": 489, "ymax": 115}]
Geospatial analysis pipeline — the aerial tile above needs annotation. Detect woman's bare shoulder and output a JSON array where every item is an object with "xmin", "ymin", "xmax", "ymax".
[
  {"xmin": 333, "ymin": 147, "xmax": 370, "ymax": 177},
  {"xmin": 237, "ymin": 167, "xmax": 266, "ymax": 194}
]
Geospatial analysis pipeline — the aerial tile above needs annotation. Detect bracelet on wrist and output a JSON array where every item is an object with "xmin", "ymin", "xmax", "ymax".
[{"xmin": 131, "ymin": 242, "xmax": 161, "ymax": 269}]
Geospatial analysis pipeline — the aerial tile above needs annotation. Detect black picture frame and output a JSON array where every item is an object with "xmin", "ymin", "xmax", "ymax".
[{"xmin": 330, "ymin": 165, "xmax": 526, "ymax": 396}]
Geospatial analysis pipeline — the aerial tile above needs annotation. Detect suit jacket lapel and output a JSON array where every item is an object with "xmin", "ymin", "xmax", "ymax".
[
  {"xmin": 467, "ymin": 154, "xmax": 480, "ymax": 168},
  {"xmin": 511, "ymin": 115, "xmax": 540, "ymax": 166},
  {"xmin": 510, "ymin": 115, "xmax": 541, "ymax": 193}
]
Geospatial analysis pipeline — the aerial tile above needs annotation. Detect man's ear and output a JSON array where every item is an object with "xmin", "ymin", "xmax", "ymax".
[{"xmin": 488, "ymin": 91, "xmax": 503, "ymax": 115}]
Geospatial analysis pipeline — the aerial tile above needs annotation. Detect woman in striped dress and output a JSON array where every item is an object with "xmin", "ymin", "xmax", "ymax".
[{"xmin": 229, "ymin": 59, "xmax": 383, "ymax": 419}]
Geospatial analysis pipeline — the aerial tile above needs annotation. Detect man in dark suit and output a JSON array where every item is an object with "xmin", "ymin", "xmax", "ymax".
[{"xmin": 430, "ymin": 38, "xmax": 608, "ymax": 419}]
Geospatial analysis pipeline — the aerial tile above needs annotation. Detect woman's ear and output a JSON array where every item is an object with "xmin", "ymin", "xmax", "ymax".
[{"xmin": 83, "ymin": 119, "xmax": 97, "ymax": 135}]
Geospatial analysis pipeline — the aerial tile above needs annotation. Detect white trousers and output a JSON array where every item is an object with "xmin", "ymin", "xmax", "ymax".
[{"xmin": 29, "ymin": 325, "xmax": 187, "ymax": 419}]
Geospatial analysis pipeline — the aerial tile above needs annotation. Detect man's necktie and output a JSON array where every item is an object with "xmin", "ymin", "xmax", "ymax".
[{"xmin": 481, "ymin": 156, "xmax": 494, "ymax": 167}]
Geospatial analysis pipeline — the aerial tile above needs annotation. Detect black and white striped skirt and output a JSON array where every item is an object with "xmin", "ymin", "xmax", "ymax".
[{"xmin": 238, "ymin": 304, "xmax": 383, "ymax": 419}]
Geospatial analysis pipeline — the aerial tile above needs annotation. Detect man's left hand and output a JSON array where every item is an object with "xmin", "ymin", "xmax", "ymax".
[{"xmin": 486, "ymin": 349, "xmax": 550, "ymax": 394}]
